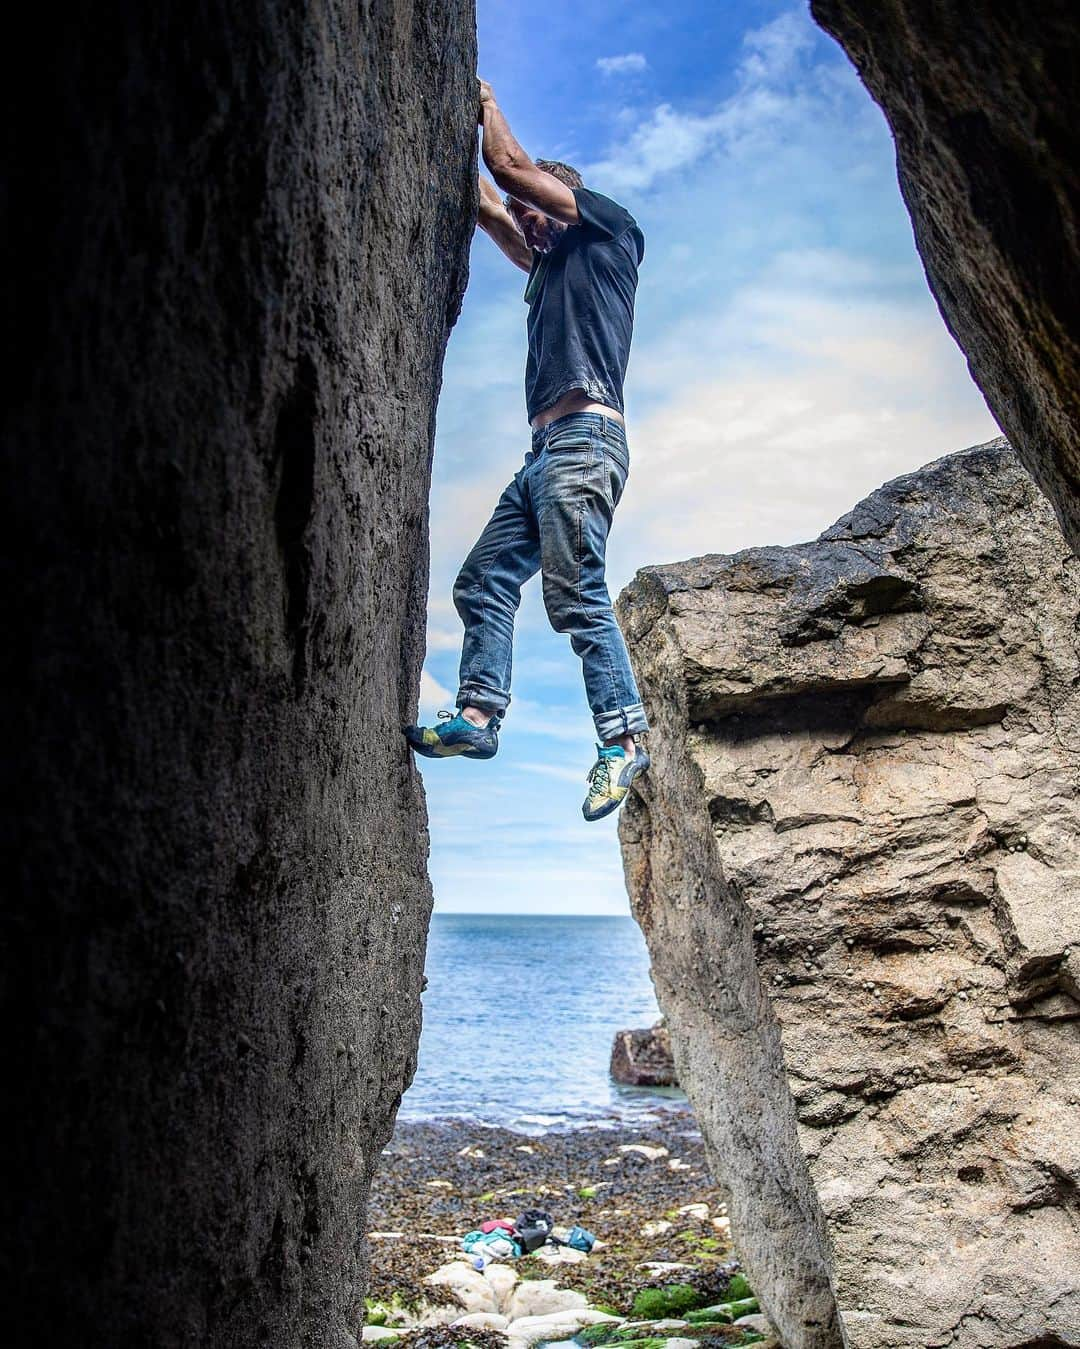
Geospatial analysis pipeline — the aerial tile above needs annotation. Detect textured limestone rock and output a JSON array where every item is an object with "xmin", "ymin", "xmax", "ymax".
[
  {"xmin": 3, "ymin": 2, "xmax": 475, "ymax": 1345},
  {"xmin": 618, "ymin": 441, "xmax": 1080, "ymax": 1348},
  {"xmin": 810, "ymin": 0, "xmax": 1080, "ymax": 555},
  {"xmin": 610, "ymin": 1023, "xmax": 678, "ymax": 1086}
]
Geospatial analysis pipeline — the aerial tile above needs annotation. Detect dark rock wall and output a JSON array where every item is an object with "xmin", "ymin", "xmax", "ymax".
[
  {"xmin": 810, "ymin": 0, "xmax": 1080, "ymax": 555},
  {"xmin": 3, "ymin": 3, "xmax": 475, "ymax": 1345}
]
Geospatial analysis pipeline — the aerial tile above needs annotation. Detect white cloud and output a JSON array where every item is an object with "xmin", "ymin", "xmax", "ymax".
[
  {"xmin": 419, "ymin": 668, "xmax": 454, "ymax": 718},
  {"xmin": 738, "ymin": 8, "xmax": 815, "ymax": 86},
  {"xmin": 596, "ymin": 52, "xmax": 648, "ymax": 77},
  {"xmin": 584, "ymin": 9, "xmax": 828, "ymax": 197},
  {"xmin": 606, "ymin": 266, "xmax": 999, "ymax": 586}
]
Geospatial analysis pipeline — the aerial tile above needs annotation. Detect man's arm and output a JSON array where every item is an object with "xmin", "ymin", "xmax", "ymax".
[
  {"xmin": 478, "ymin": 79, "xmax": 580, "ymax": 225},
  {"xmin": 477, "ymin": 174, "xmax": 533, "ymax": 272}
]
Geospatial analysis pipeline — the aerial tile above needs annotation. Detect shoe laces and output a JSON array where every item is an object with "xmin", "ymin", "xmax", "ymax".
[{"xmin": 587, "ymin": 751, "xmax": 618, "ymax": 795}]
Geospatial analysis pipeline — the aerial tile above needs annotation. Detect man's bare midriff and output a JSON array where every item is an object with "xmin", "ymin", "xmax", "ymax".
[{"xmin": 530, "ymin": 387, "xmax": 624, "ymax": 430}]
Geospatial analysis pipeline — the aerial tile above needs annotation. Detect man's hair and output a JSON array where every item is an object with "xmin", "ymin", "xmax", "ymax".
[
  {"xmin": 535, "ymin": 159, "xmax": 583, "ymax": 189},
  {"xmin": 505, "ymin": 160, "xmax": 584, "ymax": 209}
]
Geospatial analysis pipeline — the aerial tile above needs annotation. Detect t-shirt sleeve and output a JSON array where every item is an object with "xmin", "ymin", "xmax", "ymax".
[{"xmin": 573, "ymin": 187, "xmax": 637, "ymax": 241}]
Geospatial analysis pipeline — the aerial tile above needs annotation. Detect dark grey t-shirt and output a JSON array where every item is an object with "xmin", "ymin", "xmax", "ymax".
[{"xmin": 523, "ymin": 187, "xmax": 644, "ymax": 421}]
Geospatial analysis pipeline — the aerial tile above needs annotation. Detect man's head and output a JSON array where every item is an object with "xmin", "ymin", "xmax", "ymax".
[{"xmin": 506, "ymin": 160, "xmax": 583, "ymax": 253}]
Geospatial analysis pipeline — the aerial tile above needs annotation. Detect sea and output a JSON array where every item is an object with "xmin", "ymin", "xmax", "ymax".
[{"xmin": 398, "ymin": 913, "xmax": 686, "ymax": 1133}]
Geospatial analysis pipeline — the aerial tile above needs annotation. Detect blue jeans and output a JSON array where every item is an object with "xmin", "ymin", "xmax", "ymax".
[{"xmin": 453, "ymin": 413, "xmax": 649, "ymax": 742}]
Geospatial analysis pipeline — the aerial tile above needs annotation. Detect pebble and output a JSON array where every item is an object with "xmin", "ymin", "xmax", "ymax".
[{"xmin": 619, "ymin": 1143, "xmax": 669, "ymax": 1161}]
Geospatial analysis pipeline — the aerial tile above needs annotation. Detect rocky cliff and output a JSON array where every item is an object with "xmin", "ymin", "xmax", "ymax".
[
  {"xmin": 810, "ymin": 0, "xmax": 1080, "ymax": 556},
  {"xmin": 618, "ymin": 441, "xmax": 1080, "ymax": 1348},
  {"xmin": 3, "ymin": 3, "xmax": 475, "ymax": 1345}
]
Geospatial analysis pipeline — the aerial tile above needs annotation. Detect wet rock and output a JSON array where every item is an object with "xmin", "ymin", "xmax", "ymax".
[
  {"xmin": 618, "ymin": 440, "xmax": 1080, "ymax": 1348},
  {"xmin": 810, "ymin": 0, "xmax": 1080, "ymax": 555},
  {"xmin": 611, "ymin": 1025, "xmax": 679, "ymax": 1086}
]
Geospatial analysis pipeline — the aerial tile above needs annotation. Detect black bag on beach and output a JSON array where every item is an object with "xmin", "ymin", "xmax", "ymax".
[{"xmin": 514, "ymin": 1208, "xmax": 554, "ymax": 1253}]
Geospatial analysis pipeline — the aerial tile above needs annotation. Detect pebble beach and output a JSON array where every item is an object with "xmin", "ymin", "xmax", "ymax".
[{"xmin": 365, "ymin": 1112, "xmax": 775, "ymax": 1349}]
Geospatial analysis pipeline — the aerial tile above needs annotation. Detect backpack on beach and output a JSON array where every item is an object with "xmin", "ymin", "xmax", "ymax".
[{"xmin": 514, "ymin": 1209, "xmax": 554, "ymax": 1253}]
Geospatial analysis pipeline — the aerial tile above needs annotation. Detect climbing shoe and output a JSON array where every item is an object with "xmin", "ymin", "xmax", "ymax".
[
  {"xmin": 582, "ymin": 744, "xmax": 650, "ymax": 821},
  {"xmin": 404, "ymin": 709, "xmax": 500, "ymax": 760}
]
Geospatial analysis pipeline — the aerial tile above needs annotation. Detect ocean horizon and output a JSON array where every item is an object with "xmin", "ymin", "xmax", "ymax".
[{"xmin": 399, "ymin": 912, "xmax": 687, "ymax": 1133}]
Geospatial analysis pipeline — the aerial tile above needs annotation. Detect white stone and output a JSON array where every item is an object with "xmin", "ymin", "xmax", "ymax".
[
  {"xmin": 423, "ymin": 1261, "xmax": 497, "ymax": 1314},
  {"xmin": 361, "ymin": 1329, "xmax": 400, "ymax": 1342},
  {"xmin": 415, "ymin": 1305, "xmax": 460, "ymax": 1328},
  {"xmin": 641, "ymin": 1219, "xmax": 674, "ymax": 1237},
  {"xmin": 619, "ymin": 1143, "xmax": 670, "ymax": 1160},
  {"xmin": 677, "ymin": 1203, "xmax": 710, "ymax": 1220},
  {"xmin": 506, "ymin": 1308, "xmax": 619, "ymax": 1344},
  {"xmin": 530, "ymin": 1245, "xmax": 588, "ymax": 1265},
  {"xmin": 483, "ymin": 1262, "xmax": 519, "ymax": 1311},
  {"xmin": 506, "ymin": 1279, "xmax": 588, "ymax": 1321},
  {"xmin": 733, "ymin": 1314, "xmax": 770, "ymax": 1332},
  {"xmin": 450, "ymin": 1313, "xmax": 511, "ymax": 1331}
]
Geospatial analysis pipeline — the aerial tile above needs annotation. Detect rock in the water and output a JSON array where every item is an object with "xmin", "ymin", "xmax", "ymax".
[
  {"xmin": 810, "ymin": 0, "xmax": 1080, "ymax": 555},
  {"xmin": 610, "ymin": 1024, "xmax": 678, "ymax": 1086},
  {"xmin": 5, "ymin": 2, "xmax": 476, "ymax": 1345},
  {"xmin": 618, "ymin": 440, "xmax": 1080, "ymax": 1349}
]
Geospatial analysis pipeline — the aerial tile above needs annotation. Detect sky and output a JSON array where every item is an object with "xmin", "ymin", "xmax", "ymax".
[{"xmin": 418, "ymin": 0, "xmax": 1000, "ymax": 914}]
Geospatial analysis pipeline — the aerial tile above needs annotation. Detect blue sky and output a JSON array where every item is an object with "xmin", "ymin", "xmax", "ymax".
[{"xmin": 419, "ymin": 0, "xmax": 999, "ymax": 914}]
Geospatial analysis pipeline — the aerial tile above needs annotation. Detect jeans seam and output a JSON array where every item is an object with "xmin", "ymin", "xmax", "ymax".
[
  {"xmin": 596, "ymin": 441, "xmax": 623, "ymax": 721},
  {"xmin": 461, "ymin": 505, "xmax": 532, "ymax": 701}
]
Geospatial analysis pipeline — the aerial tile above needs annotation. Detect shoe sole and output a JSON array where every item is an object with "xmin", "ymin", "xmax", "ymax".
[
  {"xmin": 582, "ymin": 751, "xmax": 650, "ymax": 821},
  {"xmin": 403, "ymin": 727, "xmax": 498, "ymax": 761}
]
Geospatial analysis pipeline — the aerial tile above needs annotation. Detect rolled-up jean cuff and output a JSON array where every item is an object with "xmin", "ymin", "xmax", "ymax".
[
  {"xmin": 456, "ymin": 682, "xmax": 509, "ymax": 716},
  {"xmin": 595, "ymin": 701, "xmax": 650, "ymax": 741}
]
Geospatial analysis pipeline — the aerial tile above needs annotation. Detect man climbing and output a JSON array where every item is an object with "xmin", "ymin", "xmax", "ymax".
[{"xmin": 405, "ymin": 78, "xmax": 650, "ymax": 821}]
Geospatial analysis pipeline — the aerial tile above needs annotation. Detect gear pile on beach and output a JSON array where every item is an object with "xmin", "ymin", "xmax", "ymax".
[{"xmin": 365, "ymin": 1115, "xmax": 776, "ymax": 1348}]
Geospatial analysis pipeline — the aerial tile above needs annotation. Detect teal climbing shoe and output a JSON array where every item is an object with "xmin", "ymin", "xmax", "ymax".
[
  {"xmin": 404, "ymin": 710, "xmax": 500, "ymax": 760},
  {"xmin": 582, "ymin": 744, "xmax": 650, "ymax": 821}
]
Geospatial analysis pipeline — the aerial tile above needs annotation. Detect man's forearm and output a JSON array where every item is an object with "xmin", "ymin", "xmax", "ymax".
[{"xmin": 480, "ymin": 98, "xmax": 534, "ymax": 185}]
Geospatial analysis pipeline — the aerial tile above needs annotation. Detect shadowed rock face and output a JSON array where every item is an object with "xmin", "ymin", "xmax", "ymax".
[
  {"xmin": 618, "ymin": 441, "xmax": 1080, "ymax": 1349},
  {"xmin": 810, "ymin": 0, "xmax": 1080, "ymax": 555},
  {"xmin": 3, "ymin": 3, "xmax": 475, "ymax": 1345}
]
